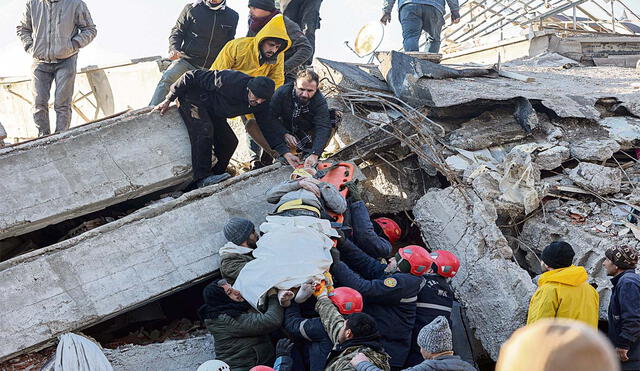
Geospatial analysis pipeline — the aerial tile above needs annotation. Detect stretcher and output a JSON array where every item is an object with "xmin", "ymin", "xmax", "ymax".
[{"xmin": 316, "ymin": 161, "xmax": 355, "ymax": 224}]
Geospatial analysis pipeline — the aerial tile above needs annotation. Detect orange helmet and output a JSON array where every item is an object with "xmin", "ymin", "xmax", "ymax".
[
  {"xmin": 374, "ymin": 217, "xmax": 402, "ymax": 244},
  {"xmin": 396, "ymin": 245, "xmax": 434, "ymax": 276},
  {"xmin": 329, "ymin": 287, "xmax": 363, "ymax": 315},
  {"xmin": 431, "ymin": 250, "xmax": 460, "ymax": 278}
]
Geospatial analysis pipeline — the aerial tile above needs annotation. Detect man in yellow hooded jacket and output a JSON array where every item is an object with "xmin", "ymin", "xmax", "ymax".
[{"xmin": 527, "ymin": 241, "xmax": 599, "ymax": 328}]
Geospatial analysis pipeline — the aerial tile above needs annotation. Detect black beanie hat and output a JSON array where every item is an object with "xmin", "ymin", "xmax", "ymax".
[
  {"xmin": 247, "ymin": 76, "xmax": 275, "ymax": 99},
  {"xmin": 248, "ymin": 0, "xmax": 276, "ymax": 11},
  {"xmin": 541, "ymin": 241, "xmax": 575, "ymax": 269}
]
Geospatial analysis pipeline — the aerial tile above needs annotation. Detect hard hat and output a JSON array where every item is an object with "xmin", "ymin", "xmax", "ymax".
[
  {"xmin": 250, "ymin": 367, "xmax": 276, "ymax": 371},
  {"xmin": 374, "ymin": 217, "xmax": 402, "ymax": 244},
  {"xmin": 329, "ymin": 287, "xmax": 363, "ymax": 315},
  {"xmin": 430, "ymin": 250, "xmax": 460, "ymax": 278},
  {"xmin": 397, "ymin": 245, "xmax": 434, "ymax": 276},
  {"xmin": 197, "ymin": 360, "xmax": 230, "ymax": 371}
]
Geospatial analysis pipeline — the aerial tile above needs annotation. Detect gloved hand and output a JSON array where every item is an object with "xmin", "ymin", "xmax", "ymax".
[
  {"xmin": 344, "ymin": 180, "xmax": 363, "ymax": 203},
  {"xmin": 275, "ymin": 338, "xmax": 294, "ymax": 358},
  {"xmin": 323, "ymin": 272, "xmax": 335, "ymax": 290},
  {"xmin": 314, "ymin": 281, "xmax": 328, "ymax": 298}
]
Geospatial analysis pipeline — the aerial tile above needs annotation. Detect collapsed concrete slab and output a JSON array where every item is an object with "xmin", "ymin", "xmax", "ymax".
[
  {"xmin": 414, "ymin": 187, "xmax": 536, "ymax": 359},
  {"xmin": 313, "ymin": 58, "xmax": 389, "ymax": 93},
  {"xmin": 104, "ymin": 334, "xmax": 214, "ymax": 371},
  {"xmin": 0, "ymin": 108, "xmax": 192, "ymax": 241},
  {"xmin": 0, "ymin": 165, "xmax": 290, "ymax": 362}
]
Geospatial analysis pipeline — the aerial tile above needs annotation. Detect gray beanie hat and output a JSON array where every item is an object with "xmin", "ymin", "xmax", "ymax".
[
  {"xmin": 223, "ymin": 218, "xmax": 255, "ymax": 245},
  {"xmin": 417, "ymin": 316, "xmax": 453, "ymax": 354}
]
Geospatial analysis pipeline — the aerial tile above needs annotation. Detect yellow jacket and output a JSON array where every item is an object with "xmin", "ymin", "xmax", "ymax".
[
  {"xmin": 210, "ymin": 14, "xmax": 291, "ymax": 88},
  {"xmin": 527, "ymin": 265, "xmax": 599, "ymax": 328}
]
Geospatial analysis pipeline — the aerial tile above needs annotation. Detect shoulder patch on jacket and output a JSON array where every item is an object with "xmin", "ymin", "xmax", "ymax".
[{"xmin": 384, "ymin": 278, "xmax": 397, "ymax": 288}]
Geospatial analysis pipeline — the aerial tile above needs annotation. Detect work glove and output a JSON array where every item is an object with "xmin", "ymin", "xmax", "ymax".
[
  {"xmin": 344, "ymin": 180, "xmax": 363, "ymax": 203},
  {"xmin": 275, "ymin": 338, "xmax": 294, "ymax": 358},
  {"xmin": 314, "ymin": 281, "xmax": 328, "ymax": 298}
]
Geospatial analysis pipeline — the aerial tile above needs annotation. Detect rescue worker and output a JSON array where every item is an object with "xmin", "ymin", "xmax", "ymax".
[
  {"xmin": 280, "ymin": 0, "xmax": 323, "ymax": 61},
  {"xmin": 266, "ymin": 167, "xmax": 347, "ymax": 218},
  {"xmin": 199, "ymin": 280, "xmax": 283, "ymax": 371},
  {"xmin": 268, "ymin": 69, "xmax": 332, "ymax": 169},
  {"xmin": 152, "ymin": 69, "xmax": 288, "ymax": 187},
  {"xmin": 603, "ymin": 245, "xmax": 640, "ymax": 370},
  {"xmin": 331, "ymin": 239, "xmax": 433, "ymax": 369},
  {"xmin": 148, "ymin": 0, "xmax": 239, "ymax": 106},
  {"xmin": 351, "ymin": 316, "xmax": 476, "ymax": 371},
  {"xmin": 314, "ymin": 280, "xmax": 391, "ymax": 370},
  {"xmin": 284, "ymin": 287, "xmax": 364, "ymax": 371},
  {"xmin": 244, "ymin": 0, "xmax": 314, "ymax": 168},
  {"xmin": 406, "ymin": 250, "xmax": 459, "ymax": 367},
  {"xmin": 345, "ymin": 181, "xmax": 399, "ymax": 259},
  {"xmin": 527, "ymin": 241, "xmax": 599, "ymax": 328},
  {"xmin": 220, "ymin": 218, "xmax": 258, "ymax": 285}
]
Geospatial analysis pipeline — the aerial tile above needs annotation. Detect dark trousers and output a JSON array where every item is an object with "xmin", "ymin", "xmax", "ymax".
[
  {"xmin": 399, "ymin": 4, "xmax": 444, "ymax": 53},
  {"xmin": 284, "ymin": 0, "xmax": 323, "ymax": 61},
  {"xmin": 177, "ymin": 99, "xmax": 238, "ymax": 180}
]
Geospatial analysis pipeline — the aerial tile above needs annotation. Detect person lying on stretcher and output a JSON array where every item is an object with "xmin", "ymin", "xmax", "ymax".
[{"xmin": 266, "ymin": 167, "xmax": 347, "ymax": 218}]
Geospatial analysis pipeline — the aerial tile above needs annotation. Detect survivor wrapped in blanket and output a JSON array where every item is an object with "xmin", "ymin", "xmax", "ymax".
[{"xmin": 233, "ymin": 215, "xmax": 337, "ymax": 308}]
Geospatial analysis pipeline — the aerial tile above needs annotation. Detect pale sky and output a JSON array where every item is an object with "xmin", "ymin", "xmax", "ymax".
[
  {"xmin": 1, "ymin": 0, "xmax": 639, "ymax": 78},
  {"xmin": 0, "ymin": 0, "xmax": 406, "ymax": 77}
]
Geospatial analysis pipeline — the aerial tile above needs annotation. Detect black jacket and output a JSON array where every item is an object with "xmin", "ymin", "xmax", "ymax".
[
  {"xmin": 167, "ymin": 69, "xmax": 289, "ymax": 155},
  {"xmin": 169, "ymin": 3, "xmax": 239, "ymax": 69},
  {"xmin": 270, "ymin": 83, "xmax": 332, "ymax": 156},
  {"xmin": 608, "ymin": 269, "xmax": 640, "ymax": 371}
]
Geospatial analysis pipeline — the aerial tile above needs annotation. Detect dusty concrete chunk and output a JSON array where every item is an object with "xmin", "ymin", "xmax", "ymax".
[
  {"xmin": 0, "ymin": 165, "xmax": 290, "ymax": 362},
  {"xmin": 313, "ymin": 58, "xmax": 389, "ymax": 92},
  {"xmin": 568, "ymin": 162, "xmax": 622, "ymax": 195},
  {"xmin": 569, "ymin": 139, "xmax": 620, "ymax": 161},
  {"xmin": 448, "ymin": 108, "xmax": 534, "ymax": 151},
  {"xmin": 535, "ymin": 146, "xmax": 570, "ymax": 170},
  {"xmin": 104, "ymin": 334, "xmax": 214, "ymax": 371},
  {"xmin": 0, "ymin": 108, "xmax": 192, "ymax": 240},
  {"xmin": 414, "ymin": 188, "xmax": 536, "ymax": 359}
]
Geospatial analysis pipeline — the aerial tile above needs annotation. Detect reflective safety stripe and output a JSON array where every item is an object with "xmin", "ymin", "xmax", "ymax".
[
  {"xmin": 299, "ymin": 319, "xmax": 312, "ymax": 341},
  {"xmin": 416, "ymin": 302, "xmax": 452, "ymax": 312},
  {"xmin": 276, "ymin": 199, "xmax": 321, "ymax": 217},
  {"xmin": 400, "ymin": 296, "xmax": 417, "ymax": 303}
]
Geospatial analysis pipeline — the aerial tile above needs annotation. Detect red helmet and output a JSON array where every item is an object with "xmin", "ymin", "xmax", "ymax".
[
  {"xmin": 397, "ymin": 245, "xmax": 434, "ymax": 276},
  {"xmin": 374, "ymin": 217, "xmax": 402, "ymax": 244},
  {"xmin": 250, "ymin": 367, "xmax": 275, "ymax": 371},
  {"xmin": 430, "ymin": 250, "xmax": 460, "ymax": 278},
  {"xmin": 329, "ymin": 287, "xmax": 363, "ymax": 315}
]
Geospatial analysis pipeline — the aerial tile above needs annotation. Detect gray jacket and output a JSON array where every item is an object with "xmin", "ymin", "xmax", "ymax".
[
  {"xmin": 266, "ymin": 179, "xmax": 347, "ymax": 214},
  {"xmin": 17, "ymin": 0, "xmax": 97, "ymax": 63},
  {"xmin": 356, "ymin": 355, "xmax": 476, "ymax": 371}
]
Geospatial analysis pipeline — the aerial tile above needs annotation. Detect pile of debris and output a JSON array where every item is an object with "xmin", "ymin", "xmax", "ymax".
[{"xmin": 2, "ymin": 50, "xmax": 640, "ymax": 368}]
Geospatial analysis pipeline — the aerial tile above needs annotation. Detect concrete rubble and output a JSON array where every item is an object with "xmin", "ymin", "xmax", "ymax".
[{"xmin": 4, "ymin": 50, "xmax": 640, "ymax": 367}]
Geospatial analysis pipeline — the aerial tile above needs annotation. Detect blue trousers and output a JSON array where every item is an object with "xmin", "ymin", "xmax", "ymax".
[
  {"xmin": 399, "ymin": 4, "xmax": 445, "ymax": 53},
  {"xmin": 149, "ymin": 58, "xmax": 196, "ymax": 106}
]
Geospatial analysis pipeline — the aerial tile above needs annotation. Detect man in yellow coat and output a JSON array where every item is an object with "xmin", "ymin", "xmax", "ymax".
[
  {"xmin": 210, "ymin": 14, "xmax": 300, "ymax": 167},
  {"xmin": 527, "ymin": 241, "xmax": 599, "ymax": 328}
]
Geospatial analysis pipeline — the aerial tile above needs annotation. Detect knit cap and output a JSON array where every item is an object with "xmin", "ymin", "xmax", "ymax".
[
  {"xmin": 417, "ymin": 316, "xmax": 452, "ymax": 354},
  {"xmin": 247, "ymin": 76, "xmax": 276, "ymax": 99},
  {"xmin": 223, "ymin": 218, "xmax": 255, "ymax": 245},
  {"xmin": 540, "ymin": 241, "xmax": 574, "ymax": 269},
  {"xmin": 248, "ymin": 0, "xmax": 276, "ymax": 11},
  {"xmin": 605, "ymin": 245, "xmax": 638, "ymax": 269}
]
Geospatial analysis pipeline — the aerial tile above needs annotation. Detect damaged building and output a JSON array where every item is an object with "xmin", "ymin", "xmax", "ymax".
[{"xmin": 2, "ymin": 1, "xmax": 640, "ymax": 369}]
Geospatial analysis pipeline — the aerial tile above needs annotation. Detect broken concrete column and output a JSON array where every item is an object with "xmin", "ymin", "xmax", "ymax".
[
  {"xmin": 0, "ymin": 108, "xmax": 192, "ymax": 240},
  {"xmin": 0, "ymin": 165, "xmax": 290, "ymax": 362},
  {"xmin": 570, "ymin": 139, "xmax": 621, "ymax": 161},
  {"xmin": 104, "ymin": 334, "xmax": 214, "ymax": 371},
  {"xmin": 414, "ymin": 187, "xmax": 536, "ymax": 359},
  {"xmin": 568, "ymin": 162, "xmax": 622, "ymax": 195}
]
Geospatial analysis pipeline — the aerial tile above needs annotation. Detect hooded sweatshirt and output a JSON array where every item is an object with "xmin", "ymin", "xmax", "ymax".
[
  {"xmin": 527, "ymin": 265, "xmax": 599, "ymax": 328},
  {"xmin": 210, "ymin": 14, "xmax": 291, "ymax": 88}
]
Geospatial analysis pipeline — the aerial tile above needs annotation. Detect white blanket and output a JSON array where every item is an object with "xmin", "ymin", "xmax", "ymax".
[{"xmin": 233, "ymin": 215, "xmax": 337, "ymax": 308}]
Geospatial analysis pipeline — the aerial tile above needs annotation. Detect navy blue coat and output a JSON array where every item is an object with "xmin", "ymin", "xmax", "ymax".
[
  {"xmin": 608, "ymin": 269, "xmax": 640, "ymax": 371},
  {"xmin": 332, "ymin": 239, "xmax": 422, "ymax": 368},
  {"xmin": 283, "ymin": 302, "xmax": 333, "ymax": 371},
  {"xmin": 349, "ymin": 201, "xmax": 392, "ymax": 259},
  {"xmin": 405, "ymin": 274, "xmax": 455, "ymax": 367}
]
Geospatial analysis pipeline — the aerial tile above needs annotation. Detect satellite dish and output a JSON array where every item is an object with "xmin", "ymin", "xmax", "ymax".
[{"xmin": 354, "ymin": 21, "xmax": 385, "ymax": 57}]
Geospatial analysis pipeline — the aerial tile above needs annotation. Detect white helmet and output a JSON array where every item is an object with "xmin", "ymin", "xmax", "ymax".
[{"xmin": 197, "ymin": 360, "xmax": 230, "ymax": 371}]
